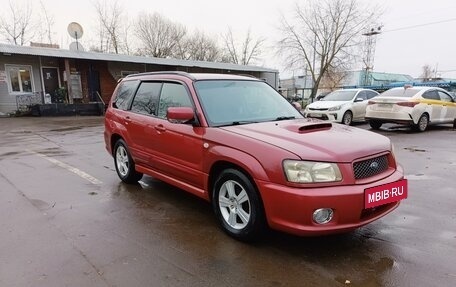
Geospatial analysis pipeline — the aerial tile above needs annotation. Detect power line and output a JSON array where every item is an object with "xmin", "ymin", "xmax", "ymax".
[{"xmin": 383, "ymin": 18, "xmax": 456, "ymax": 33}]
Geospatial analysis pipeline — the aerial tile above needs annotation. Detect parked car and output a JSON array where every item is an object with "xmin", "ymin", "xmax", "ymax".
[
  {"xmin": 104, "ymin": 72, "xmax": 407, "ymax": 241},
  {"xmin": 303, "ymin": 89, "xmax": 379, "ymax": 125},
  {"xmin": 365, "ymin": 86, "xmax": 456, "ymax": 132}
]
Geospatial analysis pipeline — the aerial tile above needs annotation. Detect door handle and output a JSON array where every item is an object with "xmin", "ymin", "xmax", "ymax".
[
  {"xmin": 124, "ymin": 116, "xmax": 132, "ymax": 125},
  {"xmin": 155, "ymin": 125, "xmax": 166, "ymax": 132}
]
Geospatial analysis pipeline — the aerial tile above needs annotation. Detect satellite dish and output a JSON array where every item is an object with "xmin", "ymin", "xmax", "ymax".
[
  {"xmin": 69, "ymin": 41, "xmax": 84, "ymax": 51},
  {"xmin": 67, "ymin": 22, "xmax": 84, "ymax": 39}
]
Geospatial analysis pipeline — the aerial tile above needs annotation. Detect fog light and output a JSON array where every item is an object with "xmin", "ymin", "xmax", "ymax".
[{"xmin": 313, "ymin": 208, "xmax": 334, "ymax": 224}]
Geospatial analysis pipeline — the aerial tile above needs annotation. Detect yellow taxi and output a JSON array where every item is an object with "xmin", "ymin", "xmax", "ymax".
[{"xmin": 365, "ymin": 86, "xmax": 456, "ymax": 132}]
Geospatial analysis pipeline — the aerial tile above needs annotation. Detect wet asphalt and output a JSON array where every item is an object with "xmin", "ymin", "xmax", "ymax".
[{"xmin": 0, "ymin": 116, "xmax": 455, "ymax": 287}]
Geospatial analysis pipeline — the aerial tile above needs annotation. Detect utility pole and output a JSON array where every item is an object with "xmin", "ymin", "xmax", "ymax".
[{"xmin": 362, "ymin": 26, "xmax": 382, "ymax": 86}]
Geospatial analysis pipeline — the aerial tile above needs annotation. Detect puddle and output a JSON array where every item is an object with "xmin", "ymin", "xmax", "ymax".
[
  {"xmin": 49, "ymin": 126, "xmax": 83, "ymax": 132},
  {"xmin": 0, "ymin": 151, "xmax": 22, "ymax": 157},
  {"xmin": 406, "ymin": 174, "xmax": 435, "ymax": 180},
  {"xmin": 404, "ymin": 147, "xmax": 426, "ymax": 152},
  {"xmin": 30, "ymin": 199, "xmax": 54, "ymax": 210}
]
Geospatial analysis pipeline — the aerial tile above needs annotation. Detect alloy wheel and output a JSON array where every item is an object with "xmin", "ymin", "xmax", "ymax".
[{"xmin": 218, "ymin": 180, "xmax": 251, "ymax": 230}]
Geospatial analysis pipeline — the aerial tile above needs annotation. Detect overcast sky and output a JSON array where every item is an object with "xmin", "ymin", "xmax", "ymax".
[{"xmin": 4, "ymin": 0, "xmax": 456, "ymax": 78}]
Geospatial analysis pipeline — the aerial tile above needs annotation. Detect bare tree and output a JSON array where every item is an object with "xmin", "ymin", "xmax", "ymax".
[
  {"xmin": 319, "ymin": 64, "xmax": 350, "ymax": 90},
  {"xmin": 135, "ymin": 12, "xmax": 187, "ymax": 58},
  {"xmin": 277, "ymin": 0, "xmax": 381, "ymax": 99},
  {"xmin": 38, "ymin": 0, "xmax": 55, "ymax": 44},
  {"xmin": 0, "ymin": 0, "xmax": 35, "ymax": 45},
  {"xmin": 93, "ymin": 0, "xmax": 124, "ymax": 53},
  {"xmin": 222, "ymin": 28, "xmax": 264, "ymax": 65},
  {"xmin": 176, "ymin": 31, "xmax": 221, "ymax": 61},
  {"xmin": 420, "ymin": 64, "xmax": 434, "ymax": 81},
  {"xmin": 119, "ymin": 20, "xmax": 134, "ymax": 55}
]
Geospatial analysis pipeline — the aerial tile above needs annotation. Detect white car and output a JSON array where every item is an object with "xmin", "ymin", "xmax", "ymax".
[
  {"xmin": 304, "ymin": 89, "xmax": 379, "ymax": 125},
  {"xmin": 365, "ymin": 86, "xmax": 456, "ymax": 132}
]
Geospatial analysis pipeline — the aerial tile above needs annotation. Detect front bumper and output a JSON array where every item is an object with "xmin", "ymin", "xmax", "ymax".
[
  {"xmin": 257, "ymin": 168, "xmax": 404, "ymax": 236},
  {"xmin": 304, "ymin": 110, "xmax": 341, "ymax": 123}
]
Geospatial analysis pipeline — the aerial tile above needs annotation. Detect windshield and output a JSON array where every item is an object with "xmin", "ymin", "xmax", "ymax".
[
  {"xmin": 322, "ymin": 90, "xmax": 357, "ymax": 101},
  {"xmin": 380, "ymin": 88, "xmax": 421, "ymax": 98},
  {"xmin": 194, "ymin": 80, "xmax": 303, "ymax": 126}
]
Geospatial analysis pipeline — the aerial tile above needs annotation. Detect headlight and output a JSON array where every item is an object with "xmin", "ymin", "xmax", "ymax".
[
  {"xmin": 283, "ymin": 160, "xmax": 342, "ymax": 183},
  {"xmin": 328, "ymin": 105, "xmax": 342, "ymax": 111}
]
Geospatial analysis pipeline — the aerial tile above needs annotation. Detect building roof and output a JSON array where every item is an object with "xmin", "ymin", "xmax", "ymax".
[
  {"xmin": 370, "ymin": 72, "xmax": 413, "ymax": 82},
  {"xmin": 0, "ymin": 43, "xmax": 277, "ymax": 73}
]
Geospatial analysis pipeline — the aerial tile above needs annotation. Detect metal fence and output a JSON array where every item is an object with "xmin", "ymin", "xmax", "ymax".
[{"xmin": 16, "ymin": 92, "xmax": 44, "ymax": 112}]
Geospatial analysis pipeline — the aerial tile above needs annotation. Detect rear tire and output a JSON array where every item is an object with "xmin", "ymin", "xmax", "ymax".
[
  {"xmin": 342, "ymin": 111, "xmax": 353, "ymax": 125},
  {"xmin": 113, "ymin": 139, "xmax": 143, "ymax": 183},
  {"xmin": 369, "ymin": 120, "xmax": 382, "ymax": 130},
  {"xmin": 413, "ymin": 114, "xmax": 429, "ymax": 132},
  {"xmin": 212, "ymin": 168, "xmax": 265, "ymax": 242}
]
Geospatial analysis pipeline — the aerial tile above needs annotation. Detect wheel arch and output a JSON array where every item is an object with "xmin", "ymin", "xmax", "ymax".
[
  {"xmin": 413, "ymin": 111, "xmax": 430, "ymax": 125},
  {"xmin": 208, "ymin": 161, "xmax": 260, "ymax": 201},
  {"xmin": 110, "ymin": 133, "xmax": 124, "ymax": 155},
  {"xmin": 341, "ymin": 109, "xmax": 353, "ymax": 124}
]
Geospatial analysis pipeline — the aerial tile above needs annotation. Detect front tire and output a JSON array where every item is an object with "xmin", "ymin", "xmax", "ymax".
[
  {"xmin": 342, "ymin": 111, "xmax": 353, "ymax": 125},
  {"xmin": 413, "ymin": 114, "xmax": 429, "ymax": 132},
  {"xmin": 212, "ymin": 168, "xmax": 265, "ymax": 242},
  {"xmin": 113, "ymin": 139, "xmax": 143, "ymax": 183}
]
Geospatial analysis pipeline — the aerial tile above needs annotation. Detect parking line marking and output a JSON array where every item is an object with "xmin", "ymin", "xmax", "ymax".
[{"xmin": 28, "ymin": 150, "xmax": 103, "ymax": 185}]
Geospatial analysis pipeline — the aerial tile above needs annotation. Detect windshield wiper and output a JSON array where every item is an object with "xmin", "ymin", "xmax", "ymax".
[
  {"xmin": 217, "ymin": 121, "xmax": 258, "ymax": 127},
  {"xmin": 275, "ymin": 116, "xmax": 296, "ymax": 121}
]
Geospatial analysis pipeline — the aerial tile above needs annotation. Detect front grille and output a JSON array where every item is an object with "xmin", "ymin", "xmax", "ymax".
[
  {"xmin": 353, "ymin": 155, "xmax": 389, "ymax": 179},
  {"xmin": 309, "ymin": 108, "xmax": 328, "ymax": 111}
]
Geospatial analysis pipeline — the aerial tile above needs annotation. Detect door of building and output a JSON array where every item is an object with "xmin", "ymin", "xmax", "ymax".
[
  {"xmin": 42, "ymin": 67, "xmax": 60, "ymax": 103},
  {"xmin": 88, "ymin": 68, "xmax": 101, "ymax": 102}
]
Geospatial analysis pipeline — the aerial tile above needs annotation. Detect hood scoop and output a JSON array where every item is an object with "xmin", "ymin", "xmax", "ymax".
[{"xmin": 283, "ymin": 122, "xmax": 333, "ymax": 133}]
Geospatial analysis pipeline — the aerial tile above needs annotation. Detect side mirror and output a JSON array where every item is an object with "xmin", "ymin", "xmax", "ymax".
[
  {"xmin": 167, "ymin": 107, "xmax": 195, "ymax": 124},
  {"xmin": 355, "ymin": 98, "xmax": 364, "ymax": 102}
]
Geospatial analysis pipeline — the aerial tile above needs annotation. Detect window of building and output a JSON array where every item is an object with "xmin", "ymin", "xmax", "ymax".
[{"xmin": 6, "ymin": 65, "xmax": 34, "ymax": 93}]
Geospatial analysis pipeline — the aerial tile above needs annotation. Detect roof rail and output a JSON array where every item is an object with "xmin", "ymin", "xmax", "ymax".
[{"xmin": 125, "ymin": 71, "xmax": 196, "ymax": 80}]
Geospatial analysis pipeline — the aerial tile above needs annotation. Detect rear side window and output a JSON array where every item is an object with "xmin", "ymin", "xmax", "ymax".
[
  {"xmin": 422, "ymin": 90, "xmax": 439, "ymax": 100},
  {"xmin": 131, "ymin": 82, "xmax": 162, "ymax": 115},
  {"xmin": 157, "ymin": 83, "xmax": 193, "ymax": 118},
  {"xmin": 113, "ymin": 80, "xmax": 138, "ymax": 110}
]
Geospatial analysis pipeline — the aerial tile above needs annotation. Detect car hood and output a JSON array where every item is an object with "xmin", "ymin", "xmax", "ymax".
[
  {"xmin": 306, "ymin": 101, "xmax": 349, "ymax": 109},
  {"xmin": 220, "ymin": 119, "xmax": 390, "ymax": 162}
]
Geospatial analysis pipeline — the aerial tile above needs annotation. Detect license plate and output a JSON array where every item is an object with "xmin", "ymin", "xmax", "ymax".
[
  {"xmin": 364, "ymin": 179, "xmax": 408, "ymax": 208},
  {"xmin": 377, "ymin": 103, "xmax": 392, "ymax": 110},
  {"xmin": 310, "ymin": 113, "xmax": 322, "ymax": 118}
]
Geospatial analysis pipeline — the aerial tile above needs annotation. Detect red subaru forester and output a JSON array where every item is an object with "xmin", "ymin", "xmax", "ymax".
[{"xmin": 104, "ymin": 72, "xmax": 407, "ymax": 241}]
